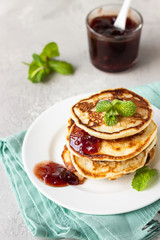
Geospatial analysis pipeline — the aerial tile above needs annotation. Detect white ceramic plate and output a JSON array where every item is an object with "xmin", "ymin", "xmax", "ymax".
[{"xmin": 22, "ymin": 94, "xmax": 160, "ymax": 215}]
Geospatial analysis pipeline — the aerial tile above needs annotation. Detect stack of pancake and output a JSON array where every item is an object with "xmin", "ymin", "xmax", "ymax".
[{"xmin": 62, "ymin": 88, "xmax": 157, "ymax": 180}]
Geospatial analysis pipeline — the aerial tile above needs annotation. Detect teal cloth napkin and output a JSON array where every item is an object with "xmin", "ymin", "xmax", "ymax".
[{"xmin": 1, "ymin": 81, "xmax": 160, "ymax": 240}]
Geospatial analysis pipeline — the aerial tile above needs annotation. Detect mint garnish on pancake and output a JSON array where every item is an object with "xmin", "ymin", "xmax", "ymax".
[{"xmin": 96, "ymin": 99, "xmax": 137, "ymax": 126}]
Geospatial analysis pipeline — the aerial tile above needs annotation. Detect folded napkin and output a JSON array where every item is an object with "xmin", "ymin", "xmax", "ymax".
[{"xmin": 1, "ymin": 81, "xmax": 160, "ymax": 240}]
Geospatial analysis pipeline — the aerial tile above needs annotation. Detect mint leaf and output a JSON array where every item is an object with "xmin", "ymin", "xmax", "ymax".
[
  {"xmin": 49, "ymin": 60, "xmax": 73, "ymax": 75},
  {"xmin": 104, "ymin": 111, "xmax": 118, "ymax": 126},
  {"xmin": 32, "ymin": 53, "xmax": 44, "ymax": 66},
  {"xmin": 30, "ymin": 69, "xmax": 44, "ymax": 83},
  {"xmin": 96, "ymin": 100, "xmax": 112, "ymax": 113},
  {"xmin": 104, "ymin": 108, "xmax": 118, "ymax": 126},
  {"xmin": 136, "ymin": 166, "xmax": 150, "ymax": 175},
  {"xmin": 40, "ymin": 42, "xmax": 59, "ymax": 61},
  {"xmin": 28, "ymin": 61, "xmax": 50, "ymax": 83},
  {"xmin": 28, "ymin": 61, "xmax": 39, "ymax": 78},
  {"xmin": 115, "ymin": 100, "xmax": 137, "ymax": 117},
  {"xmin": 34, "ymin": 68, "xmax": 50, "ymax": 83},
  {"xmin": 132, "ymin": 166, "xmax": 158, "ymax": 191}
]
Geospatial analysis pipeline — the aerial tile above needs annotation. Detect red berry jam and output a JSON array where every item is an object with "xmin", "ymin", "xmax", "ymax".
[
  {"xmin": 90, "ymin": 15, "xmax": 137, "ymax": 36},
  {"xmin": 34, "ymin": 161, "xmax": 80, "ymax": 187},
  {"xmin": 69, "ymin": 125, "xmax": 102, "ymax": 155}
]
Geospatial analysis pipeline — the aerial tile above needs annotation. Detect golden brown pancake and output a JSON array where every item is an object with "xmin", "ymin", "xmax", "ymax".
[
  {"xmin": 71, "ymin": 88, "xmax": 153, "ymax": 139},
  {"xmin": 61, "ymin": 145, "xmax": 85, "ymax": 183},
  {"xmin": 66, "ymin": 119, "xmax": 157, "ymax": 161},
  {"xmin": 70, "ymin": 137, "xmax": 156, "ymax": 180}
]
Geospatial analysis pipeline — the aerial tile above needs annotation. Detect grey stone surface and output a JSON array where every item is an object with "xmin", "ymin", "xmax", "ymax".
[{"xmin": 0, "ymin": 0, "xmax": 160, "ymax": 239}]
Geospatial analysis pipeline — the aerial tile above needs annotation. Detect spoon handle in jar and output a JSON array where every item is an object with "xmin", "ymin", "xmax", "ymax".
[{"xmin": 114, "ymin": 0, "xmax": 132, "ymax": 30}]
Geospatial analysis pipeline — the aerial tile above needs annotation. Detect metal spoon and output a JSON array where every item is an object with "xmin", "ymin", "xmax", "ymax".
[{"xmin": 114, "ymin": 0, "xmax": 132, "ymax": 30}]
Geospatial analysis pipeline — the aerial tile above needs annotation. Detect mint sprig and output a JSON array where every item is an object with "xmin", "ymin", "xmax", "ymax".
[
  {"xmin": 96, "ymin": 99, "xmax": 137, "ymax": 126},
  {"xmin": 23, "ymin": 42, "xmax": 73, "ymax": 83},
  {"xmin": 132, "ymin": 166, "xmax": 158, "ymax": 191}
]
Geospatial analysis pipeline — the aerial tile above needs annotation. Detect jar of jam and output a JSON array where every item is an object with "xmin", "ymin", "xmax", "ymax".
[{"xmin": 86, "ymin": 4, "xmax": 143, "ymax": 72}]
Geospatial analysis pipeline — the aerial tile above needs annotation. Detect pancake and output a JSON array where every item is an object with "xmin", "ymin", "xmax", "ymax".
[
  {"xmin": 109, "ymin": 147, "xmax": 155, "ymax": 180},
  {"xmin": 67, "ymin": 119, "xmax": 157, "ymax": 161},
  {"xmin": 70, "ymin": 137, "xmax": 157, "ymax": 180},
  {"xmin": 107, "ymin": 147, "xmax": 155, "ymax": 180},
  {"xmin": 144, "ymin": 147, "xmax": 155, "ymax": 166},
  {"xmin": 71, "ymin": 88, "xmax": 153, "ymax": 139},
  {"xmin": 61, "ymin": 145, "xmax": 85, "ymax": 183}
]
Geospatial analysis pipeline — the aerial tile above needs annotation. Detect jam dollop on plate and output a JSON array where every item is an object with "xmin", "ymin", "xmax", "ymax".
[{"xmin": 34, "ymin": 161, "xmax": 80, "ymax": 187}]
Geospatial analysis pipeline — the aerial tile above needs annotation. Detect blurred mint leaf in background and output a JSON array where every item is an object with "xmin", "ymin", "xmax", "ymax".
[
  {"xmin": 40, "ymin": 42, "xmax": 60, "ymax": 61},
  {"xmin": 49, "ymin": 60, "xmax": 73, "ymax": 75},
  {"xmin": 23, "ymin": 42, "xmax": 73, "ymax": 83}
]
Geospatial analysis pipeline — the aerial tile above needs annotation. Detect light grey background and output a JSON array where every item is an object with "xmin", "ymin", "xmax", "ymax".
[{"xmin": 0, "ymin": 0, "xmax": 160, "ymax": 239}]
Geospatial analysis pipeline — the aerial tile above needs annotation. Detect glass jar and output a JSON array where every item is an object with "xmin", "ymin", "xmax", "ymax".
[{"xmin": 86, "ymin": 4, "xmax": 143, "ymax": 72}]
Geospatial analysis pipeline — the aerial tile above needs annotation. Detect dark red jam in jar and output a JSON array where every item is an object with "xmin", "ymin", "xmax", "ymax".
[
  {"xmin": 69, "ymin": 125, "xmax": 102, "ymax": 155},
  {"xmin": 34, "ymin": 161, "xmax": 80, "ymax": 187},
  {"xmin": 86, "ymin": 5, "xmax": 143, "ymax": 72}
]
